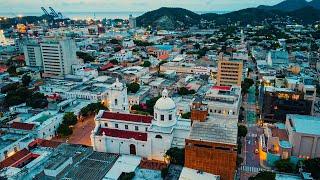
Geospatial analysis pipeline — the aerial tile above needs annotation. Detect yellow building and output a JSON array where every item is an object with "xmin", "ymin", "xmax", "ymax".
[{"xmin": 217, "ymin": 58, "xmax": 243, "ymax": 86}]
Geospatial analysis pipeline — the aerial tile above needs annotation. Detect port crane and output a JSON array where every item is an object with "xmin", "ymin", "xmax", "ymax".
[{"xmin": 41, "ymin": 7, "xmax": 65, "ymax": 20}]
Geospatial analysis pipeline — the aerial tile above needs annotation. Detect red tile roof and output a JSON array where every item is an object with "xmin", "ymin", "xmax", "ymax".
[
  {"xmin": 0, "ymin": 149, "xmax": 30, "ymax": 169},
  {"xmin": 100, "ymin": 62, "xmax": 114, "ymax": 71},
  {"xmin": 37, "ymin": 139, "xmax": 62, "ymax": 148},
  {"xmin": 98, "ymin": 128, "xmax": 148, "ymax": 141},
  {"xmin": 11, "ymin": 122, "xmax": 36, "ymax": 131},
  {"xmin": 211, "ymin": 86, "xmax": 231, "ymax": 91},
  {"xmin": 101, "ymin": 111, "xmax": 152, "ymax": 124}
]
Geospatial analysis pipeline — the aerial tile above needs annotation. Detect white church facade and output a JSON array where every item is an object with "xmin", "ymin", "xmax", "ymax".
[{"xmin": 91, "ymin": 79, "xmax": 191, "ymax": 161}]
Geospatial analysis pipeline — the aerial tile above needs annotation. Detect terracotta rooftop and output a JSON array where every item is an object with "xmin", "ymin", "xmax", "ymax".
[
  {"xmin": 139, "ymin": 159, "xmax": 167, "ymax": 170},
  {"xmin": 211, "ymin": 86, "xmax": 231, "ymax": 91},
  {"xmin": 28, "ymin": 139, "xmax": 62, "ymax": 149},
  {"xmin": 98, "ymin": 128, "xmax": 148, "ymax": 141},
  {"xmin": 0, "ymin": 148, "xmax": 39, "ymax": 169},
  {"xmin": 11, "ymin": 122, "xmax": 36, "ymax": 131},
  {"xmin": 100, "ymin": 62, "xmax": 114, "ymax": 71},
  {"xmin": 101, "ymin": 111, "xmax": 152, "ymax": 124},
  {"xmin": 271, "ymin": 127, "xmax": 289, "ymax": 141}
]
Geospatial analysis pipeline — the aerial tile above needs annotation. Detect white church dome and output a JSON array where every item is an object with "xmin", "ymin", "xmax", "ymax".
[
  {"xmin": 154, "ymin": 89, "xmax": 176, "ymax": 110},
  {"xmin": 112, "ymin": 78, "xmax": 124, "ymax": 89}
]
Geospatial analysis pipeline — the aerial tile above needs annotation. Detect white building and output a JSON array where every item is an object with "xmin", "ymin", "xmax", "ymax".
[
  {"xmin": 204, "ymin": 86, "xmax": 242, "ymax": 121},
  {"xmin": 40, "ymin": 38, "xmax": 79, "ymax": 78},
  {"xmin": 91, "ymin": 81, "xmax": 191, "ymax": 161},
  {"xmin": 114, "ymin": 49, "xmax": 133, "ymax": 62},
  {"xmin": 23, "ymin": 42, "xmax": 43, "ymax": 67}
]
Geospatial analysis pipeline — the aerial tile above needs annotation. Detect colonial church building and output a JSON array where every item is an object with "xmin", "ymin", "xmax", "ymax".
[{"xmin": 91, "ymin": 79, "xmax": 191, "ymax": 161}]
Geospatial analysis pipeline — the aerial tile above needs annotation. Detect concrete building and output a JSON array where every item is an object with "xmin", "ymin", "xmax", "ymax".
[
  {"xmin": 23, "ymin": 42, "xmax": 43, "ymax": 67},
  {"xmin": 267, "ymin": 49, "xmax": 289, "ymax": 67},
  {"xmin": 185, "ymin": 121, "xmax": 238, "ymax": 180},
  {"xmin": 286, "ymin": 114, "xmax": 320, "ymax": 159},
  {"xmin": 129, "ymin": 15, "xmax": 137, "ymax": 29},
  {"xmin": 204, "ymin": 86, "xmax": 242, "ymax": 121},
  {"xmin": 217, "ymin": 58, "xmax": 243, "ymax": 86},
  {"xmin": 40, "ymin": 38, "xmax": 78, "ymax": 78}
]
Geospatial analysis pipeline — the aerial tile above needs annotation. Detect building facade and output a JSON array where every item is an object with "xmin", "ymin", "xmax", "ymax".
[
  {"xmin": 23, "ymin": 42, "xmax": 43, "ymax": 67},
  {"xmin": 217, "ymin": 58, "xmax": 243, "ymax": 86},
  {"xmin": 91, "ymin": 82, "xmax": 191, "ymax": 161},
  {"xmin": 40, "ymin": 38, "xmax": 78, "ymax": 78}
]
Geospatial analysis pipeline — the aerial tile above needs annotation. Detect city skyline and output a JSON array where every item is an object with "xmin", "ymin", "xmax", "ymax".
[{"xmin": 0, "ymin": 0, "xmax": 290, "ymax": 13}]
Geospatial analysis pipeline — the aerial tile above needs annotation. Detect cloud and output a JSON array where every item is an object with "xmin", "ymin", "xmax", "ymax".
[{"xmin": 0, "ymin": 0, "xmax": 285, "ymax": 13}]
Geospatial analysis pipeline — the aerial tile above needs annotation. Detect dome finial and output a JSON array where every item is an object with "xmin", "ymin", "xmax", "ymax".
[{"xmin": 162, "ymin": 88, "xmax": 168, "ymax": 98}]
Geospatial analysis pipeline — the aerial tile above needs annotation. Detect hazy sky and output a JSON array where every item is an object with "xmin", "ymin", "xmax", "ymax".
[{"xmin": 0, "ymin": 0, "xmax": 286, "ymax": 13}]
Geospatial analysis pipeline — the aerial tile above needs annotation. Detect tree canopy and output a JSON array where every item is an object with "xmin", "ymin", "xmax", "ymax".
[
  {"xmin": 274, "ymin": 159, "xmax": 296, "ymax": 173},
  {"xmin": 302, "ymin": 158, "xmax": 320, "ymax": 179},
  {"xmin": 80, "ymin": 102, "xmax": 108, "ymax": 117},
  {"xmin": 127, "ymin": 82, "xmax": 140, "ymax": 93},
  {"xmin": 76, "ymin": 51, "xmax": 95, "ymax": 63},
  {"xmin": 22, "ymin": 74, "xmax": 32, "ymax": 87},
  {"xmin": 238, "ymin": 125, "xmax": 248, "ymax": 138},
  {"xmin": 249, "ymin": 171, "xmax": 276, "ymax": 180},
  {"xmin": 165, "ymin": 147, "xmax": 185, "ymax": 165},
  {"xmin": 142, "ymin": 60, "xmax": 151, "ymax": 67}
]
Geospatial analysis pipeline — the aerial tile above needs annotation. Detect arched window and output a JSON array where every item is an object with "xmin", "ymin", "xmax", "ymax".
[
  {"xmin": 155, "ymin": 135, "xmax": 162, "ymax": 139},
  {"xmin": 115, "ymin": 99, "xmax": 118, "ymax": 105}
]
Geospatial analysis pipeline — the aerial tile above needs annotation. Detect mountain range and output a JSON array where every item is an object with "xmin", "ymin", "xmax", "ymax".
[
  {"xmin": 136, "ymin": 0, "xmax": 320, "ymax": 29},
  {"xmin": 258, "ymin": 0, "xmax": 320, "ymax": 11}
]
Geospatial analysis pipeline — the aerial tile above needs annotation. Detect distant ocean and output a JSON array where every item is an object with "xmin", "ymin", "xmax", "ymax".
[{"xmin": 0, "ymin": 11, "xmax": 229, "ymax": 20}]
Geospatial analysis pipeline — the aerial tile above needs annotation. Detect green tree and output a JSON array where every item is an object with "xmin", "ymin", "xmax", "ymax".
[
  {"xmin": 57, "ymin": 124, "xmax": 73, "ymax": 137},
  {"xmin": 119, "ymin": 172, "xmax": 135, "ymax": 180},
  {"xmin": 26, "ymin": 92, "xmax": 48, "ymax": 109},
  {"xmin": 22, "ymin": 74, "xmax": 31, "ymax": 87},
  {"xmin": 63, "ymin": 112, "xmax": 78, "ymax": 126},
  {"xmin": 165, "ymin": 147, "xmax": 185, "ymax": 165},
  {"xmin": 161, "ymin": 167, "xmax": 169, "ymax": 179},
  {"xmin": 178, "ymin": 87, "xmax": 189, "ymax": 95},
  {"xmin": 110, "ymin": 38, "xmax": 120, "ymax": 44},
  {"xmin": 110, "ymin": 59, "xmax": 119, "ymax": 65},
  {"xmin": 127, "ymin": 82, "xmax": 140, "ymax": 93},
  {"xmin": 80, "ymin": 102, "xmax": 108, "ymax": 117},
  {"xmin": 142, "ymin": 60, "xmax": 151, "ymax": 67},
  {"xmin": 249, "ymin": 171, "xmax": 276, "ymax": 180},
  {"xmin": 275, "ymin": 159, "xmax": 295, "ymax": 173},
  {"xmin": 76, "ymin": 51, "xmax": 95, "ymax": 63},
  {"xmin": 302, "ymin": 158, "xmax": 320, "ymax": 179},
  {"xmin": 194, "ymin": 43, "xmax": 200, "ymax": 49},
  {"xmin": 181, "ymin": 112, "xmax": 191, "ymax": 119},
  {"xmin": 238, "ymin": 125, "xmax": 248, "ymax": 138},
  {"xmin": 7, "ymin": 65, "xmax": 17, "ymax": 76}
]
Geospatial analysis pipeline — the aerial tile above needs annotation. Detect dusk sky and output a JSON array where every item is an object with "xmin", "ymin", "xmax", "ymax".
[{"xmin": 0, "ymin": 0, "xmax": 286, "ymax": 13}]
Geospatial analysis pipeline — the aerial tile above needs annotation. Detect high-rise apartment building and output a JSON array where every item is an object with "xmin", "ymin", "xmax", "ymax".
[
  {"xmin": 23, "ymin": 42, "xmax": 43, "ymax": 67},
  {"xmin": 40, "ymin": 38, "xmax": 78, "ymax": 78},
  {"xmin": 129, "ymin": 14, "xmax": 137, "ymax": 28},
  {"xmin": 217, "ymin": 56, "xmax": 243, "ymax": 86}
]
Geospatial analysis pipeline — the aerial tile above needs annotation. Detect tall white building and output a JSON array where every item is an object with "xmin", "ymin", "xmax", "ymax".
[
  {"xmin": 23, "ymin": 42, "xmax": 43, "ymax": 67},
  {"xmin": 40, "ymin": 38, "xmax": 78, "ymax": 78},
  {"xmin": 129, "ymin": 14, "xmax": 137, "ymax": 28}
]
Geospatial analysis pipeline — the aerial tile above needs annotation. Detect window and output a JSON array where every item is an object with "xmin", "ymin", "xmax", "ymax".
[
  {"xmin": 160, "ymin": 115, "xmax": 164, "ymax": 121},
  {"xmin": 115, "ymin": 99, "xmax": 118, "ymax": 105},
  {"xmin": 145, "ymin": 127, "xmax": 148, "ymax": 131},
  {"xmin": 105, "ymin": 123, "xmax": 108, "ymax": 127},
  {"xmin": 169, "ymin": 114, "xmax": 172, "ymax": 121},
  {"xmin": 155, "ymin": 113, "xmax": 157, "ymax": 119},
  {"xmin": 125, "ymin": 125, "xmax": 128, "ymax": 129},
  {"xmin": 135, "ymin": 126, "xmax": 139, "ymax": 131},
  {"xmin": 155, "ymin": 135, "xmax": 162, "ymax": 139},
  {"xmin": 115, "ymin": 124, "xmax": 118, "ymax": 128}
]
